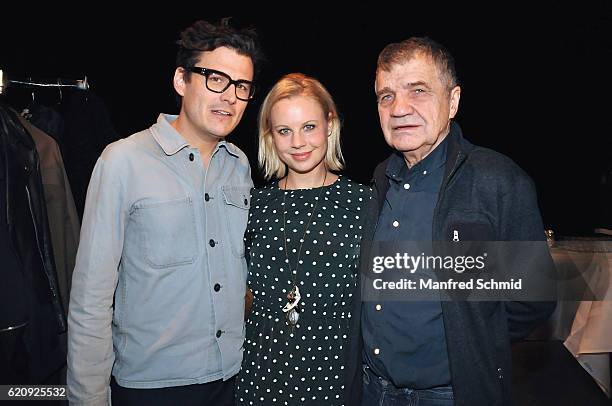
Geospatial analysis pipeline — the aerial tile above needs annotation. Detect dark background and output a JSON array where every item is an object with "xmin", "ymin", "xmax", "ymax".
[{"xmin": 1, "ymin": 3, "xmax": 610, "ymax": 236}]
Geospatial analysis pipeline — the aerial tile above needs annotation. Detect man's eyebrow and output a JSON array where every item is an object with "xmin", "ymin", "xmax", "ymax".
[
  {"xmin": 375, "ymin": 86, "xmax": 393, "ymax": 97},
  {"xmin": 403, "ymin": 81, "xmax": 430, "ymax": 89},
  {"xmin": 375, "ymin": 81, "xmax": 431, "ymax": 97}
]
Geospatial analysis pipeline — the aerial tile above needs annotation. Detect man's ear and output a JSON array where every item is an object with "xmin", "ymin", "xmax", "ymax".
[
  {"xmin": 173, "ymin": 67, "xmax": 186, "ymax": 96},
  {"xmin": 449, "ymin": 86, "xmax": 461, "ymax": 119}
]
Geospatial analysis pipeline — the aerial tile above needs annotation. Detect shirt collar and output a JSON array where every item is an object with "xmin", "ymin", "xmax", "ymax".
[
  {"xmin": 152, "ymin": 114, "xmax": 240, "ymax": 158},
  {"xmin": 386, "ymin": 135, "xmax": 449, "ymax": 182}
]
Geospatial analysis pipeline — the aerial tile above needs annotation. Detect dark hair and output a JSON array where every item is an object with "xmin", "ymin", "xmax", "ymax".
[
  {"xmin": 377, "ymin": 37, "xmax": 459, "ymax": 90},
  {"xmin": 176, "ymin": 17, "xmax": 265, "ymax": 79}
]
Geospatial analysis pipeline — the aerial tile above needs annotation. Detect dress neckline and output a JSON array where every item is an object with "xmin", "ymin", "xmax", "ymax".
[{"xmin": 276, "ymin": 174, "xmax": 342, "ymax": 192}]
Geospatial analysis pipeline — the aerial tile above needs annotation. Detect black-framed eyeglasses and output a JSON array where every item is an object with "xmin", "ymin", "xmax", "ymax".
[{"xmin": 184, "ymin": 67, "xmax": 255, "ymax": 101}]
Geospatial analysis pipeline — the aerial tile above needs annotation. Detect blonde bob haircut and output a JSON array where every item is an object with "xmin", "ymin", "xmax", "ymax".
[{"xmin": 258, "ymin": 73, "xmax": 344, "ymax": 180}]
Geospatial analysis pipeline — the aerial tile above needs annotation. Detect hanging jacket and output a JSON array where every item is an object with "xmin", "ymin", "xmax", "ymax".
[
  {"xmin": 18, "ymin": 115, "xmax": 80, "ymax": 315},
  {"xmin": 60, "ymin": 91, "xmax": 119, "ymax": 219},
  {"xmin": 0, "ymin": 101, "xmax": 66, "ymax": 382}
]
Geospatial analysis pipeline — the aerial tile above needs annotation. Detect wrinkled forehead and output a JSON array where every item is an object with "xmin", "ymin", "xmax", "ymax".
[{"xmin": 375, "ymin": 52, "xmax": 449, "ymax": 90}]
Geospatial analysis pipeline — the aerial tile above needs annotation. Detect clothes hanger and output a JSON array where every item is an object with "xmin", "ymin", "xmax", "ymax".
[
  {"xmin": 20, "ymin": 77, "xmax": 35, "ymax": 119},
  {"xmin": 57, "ymin": 78, "xmax": 63, "ymax": 104}
]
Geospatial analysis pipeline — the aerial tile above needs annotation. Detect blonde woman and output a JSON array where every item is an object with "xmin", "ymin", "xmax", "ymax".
[{"xmin": 235, "ymin": 73, "xmax": 373, "ymax": 405}]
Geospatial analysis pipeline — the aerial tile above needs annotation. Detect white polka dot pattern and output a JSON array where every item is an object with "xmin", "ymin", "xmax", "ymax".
[{"xmin": 236, "ymin": 175, "xmax": 373, "ymax": 405}]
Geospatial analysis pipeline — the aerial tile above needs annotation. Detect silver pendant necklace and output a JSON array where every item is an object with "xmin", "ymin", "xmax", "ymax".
[{"xmin": 281, "ymin": 170, "xmax": 328, "ymax": 328}]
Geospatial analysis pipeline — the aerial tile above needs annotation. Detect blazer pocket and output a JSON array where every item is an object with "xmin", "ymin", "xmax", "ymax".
[{"xmin": 445, "ymin": 210, "xmax": 495, "ymax": 242}]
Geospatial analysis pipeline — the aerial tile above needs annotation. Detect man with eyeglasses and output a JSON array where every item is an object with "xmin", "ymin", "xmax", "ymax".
[{"xmin": 67, "ymin": 19, "xmax": 264, "ymax": 406}]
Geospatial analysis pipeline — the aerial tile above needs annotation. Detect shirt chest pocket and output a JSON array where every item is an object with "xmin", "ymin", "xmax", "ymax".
[
  {"xmin": 222, "ymin": 185, "xmax": 251, "ymax": 257},
  {"xmin": 132, "ymin": 197, "xmax": 198, "ymax": 268}
]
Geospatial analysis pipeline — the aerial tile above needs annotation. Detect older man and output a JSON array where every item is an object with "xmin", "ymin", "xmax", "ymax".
[{"xmin": 361, "ymin": 37, "xmax": 555, "ymax": 406}]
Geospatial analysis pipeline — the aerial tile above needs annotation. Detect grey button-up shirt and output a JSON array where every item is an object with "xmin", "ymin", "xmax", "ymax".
[{"xmin": 67, "ymin": 114, "xmax": 253, "ymax": 406}]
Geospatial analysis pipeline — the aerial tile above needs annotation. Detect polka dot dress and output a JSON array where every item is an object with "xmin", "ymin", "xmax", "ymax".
[{"xmin": 236, "ymin": 175, "xmax": 373, "ymax": 406}]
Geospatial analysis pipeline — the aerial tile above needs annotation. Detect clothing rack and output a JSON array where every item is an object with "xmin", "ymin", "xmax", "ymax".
[{"xmin": 0, "ymin": 69, "xmax": 88, "ymax": 94}]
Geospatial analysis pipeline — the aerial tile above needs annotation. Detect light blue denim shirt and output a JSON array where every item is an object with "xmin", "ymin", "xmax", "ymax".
[{"xmin": 67, "ymin": 114, "xmax": 253, "ymax": 406}]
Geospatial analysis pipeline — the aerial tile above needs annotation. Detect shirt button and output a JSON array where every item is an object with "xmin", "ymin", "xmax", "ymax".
[
  {"xmin": 392, "ymin": 220, "xmax": 399, "ymax": 228},
  {"xmin": 244, "ymin": 198, "xmax": 248, "ymax": 205},
  {"xmin": 375, "ymin": 304, "xmax": 382, "ymax": 311},
  {"xmin": 216, "ymin": 330, "xmax": 223, "ymax": 338},
  {"xmin": 423, "ymin": 170, "xmax": 427, "ymax": 175},
  {"xmin": 214, "ymin": 283, "xmax": 221, "ymax": 292},
  {"xmin": 205, "ymin": 193, "xmax": 210, "ymax": 202},
  {"xmin": 373, "ymin": 348, "xmax": 380, "ymax": 355},
  {"xmin": 209, "ymin": 239, "xmax": 216, "ymax": 247},
  {"xmin": 189, "ymin": 153, "xmax": 195, "ymax": 161},
  {"xmin": 403, "ymin": 183, "xmax": 410, "ymax": 190}
]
